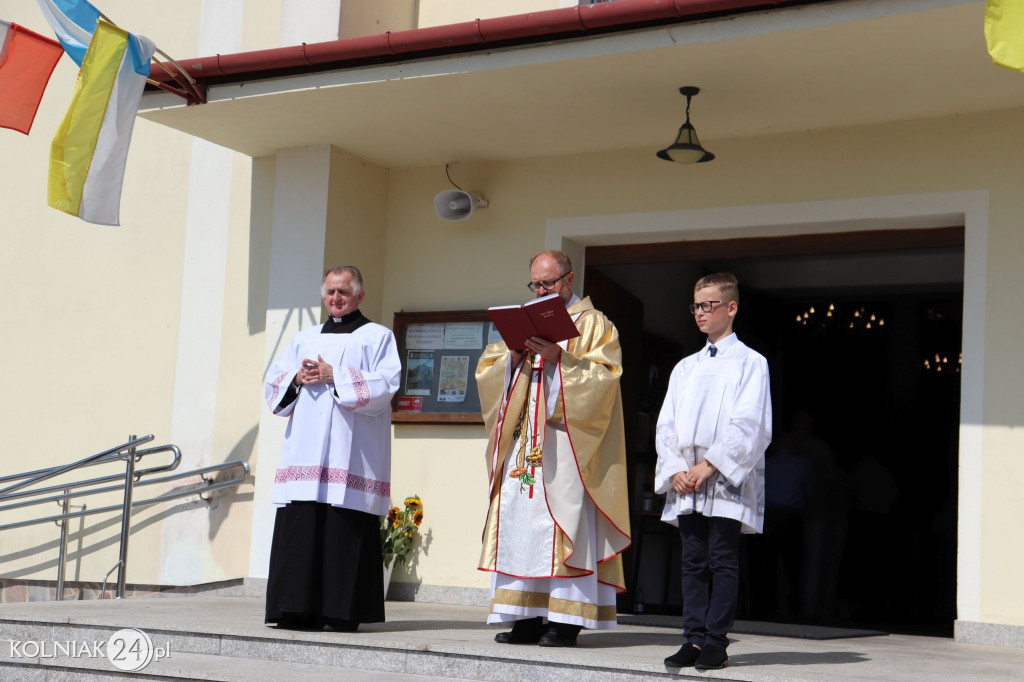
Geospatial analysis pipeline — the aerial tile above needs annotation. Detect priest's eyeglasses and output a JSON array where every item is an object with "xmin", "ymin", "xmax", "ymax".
[
  {"xmin": 689, "ymin": 300, "xmax": 721, "ymax": 314},
  {"xmin": 527, "ymin": 272, "xmax": 571, "ymax": 292}
]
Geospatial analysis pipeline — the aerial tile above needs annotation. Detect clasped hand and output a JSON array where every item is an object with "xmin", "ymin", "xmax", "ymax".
[
  {"xmin": 671, "ymin": 460, "xmax": 718, "ymax": 495},
  {"xmin": 296, "ymin": 355, "xmax": 333, "ymax": 386}
]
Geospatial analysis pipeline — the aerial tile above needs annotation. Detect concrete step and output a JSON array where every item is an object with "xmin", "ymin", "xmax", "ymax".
[
  {"xmin": 2, "ymin": 595, "xmax": 1024, "ymax": 681},
  {"xmin": 0, "ymin": 597, "xmax": 694, "ymax": 682},
  {"xmin": 0, "ymin": 649, "xmax": 461, "ymax": 682}
]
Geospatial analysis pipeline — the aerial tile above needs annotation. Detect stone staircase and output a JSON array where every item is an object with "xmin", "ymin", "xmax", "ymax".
[
  {"xmin": 0, "ymin": 596, "xmax": 698, "ymax": 681},
  {"xmin": 3, "ymin": 594, "xmax": 1024, "ymax": 681}
]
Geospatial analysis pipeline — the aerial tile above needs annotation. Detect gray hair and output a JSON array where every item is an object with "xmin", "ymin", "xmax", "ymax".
[{"xmin": 322, "ymin": 265, "xmax": 363, "ymax": 296}]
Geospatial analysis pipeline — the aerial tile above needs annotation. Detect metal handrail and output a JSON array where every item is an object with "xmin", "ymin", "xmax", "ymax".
[
  {"xmin": 0, "ymin": 435, "xmax": 154, "ymax": 498},
  {"xmin": 0, "ymin": 459, "xmax": 250, "ymax": 531},
  {"xmin": 0, "ymin": 444, "xmax": 181, "ymax": 509},
  {"xmin": 0, "ymin": 434, "xmax": 251, "ymax": 600}
]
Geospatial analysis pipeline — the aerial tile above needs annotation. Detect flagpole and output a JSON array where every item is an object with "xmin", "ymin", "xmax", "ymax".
[
  {"xmin": 149, "ymin": 55, "xmax": 204, "ymax": 102},
  {"xmin": 153, "ymin": 48, "xmax": 198, "ymax": 87},
  {"xmin": 98, "ymin": 12, "xmax": 204, "ymax": 104}
]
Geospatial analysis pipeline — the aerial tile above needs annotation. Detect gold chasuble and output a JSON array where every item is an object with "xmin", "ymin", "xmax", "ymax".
[{"xmin": 477, "ymin": 296, "xmax": 630, "ymax": 628}]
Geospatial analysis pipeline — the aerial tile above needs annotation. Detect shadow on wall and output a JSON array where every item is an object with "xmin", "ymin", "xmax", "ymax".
[
  {"xmin": 208, "ymin": 424, "xmax": 259, "ymax": 540},
  {"xmin": 0, "ymin": 426, "xmax": 258, "ymax": 581},
  {"xmin": 0, "ymin": 492, "xmax": 248, "ymax": 581},
  {"xmin": 261, "ymin": 307, "xmax": 321, "ymax": 379}
]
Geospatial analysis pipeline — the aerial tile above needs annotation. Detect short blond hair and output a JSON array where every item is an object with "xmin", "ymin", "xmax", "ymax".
[{"xmin": 695, "ymin": 272, "xmax": 739, "ymax": 302}]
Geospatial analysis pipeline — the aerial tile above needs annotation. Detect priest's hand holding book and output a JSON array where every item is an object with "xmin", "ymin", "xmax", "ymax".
[
  {"xmin": 524, "ymin": 337, "xmax": 561, "ymax": 363},
  {"xmin": 488, "ymin": 293, "xmax": 580, "ymax": 365}
]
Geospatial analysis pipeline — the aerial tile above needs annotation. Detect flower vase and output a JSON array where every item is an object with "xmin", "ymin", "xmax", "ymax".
[{"xmin": 383, "ymin": 558, "xmax": 396, "ymax": 599}]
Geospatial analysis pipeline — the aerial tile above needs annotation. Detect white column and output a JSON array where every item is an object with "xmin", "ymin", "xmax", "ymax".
[
  {"xmin": 160, "ymin": 0, "xmax": 244, "ymax": 585},
  {"xmin": 249, "ymin": 145, "xmax": 333, "ymax": 578},
  {"xmin": 956, "ymin": 195, "xmax": 988, "ymax": 623},
  {"xmin": 281, "ymin": 0, "xmax": 341, "ymax": 45}
]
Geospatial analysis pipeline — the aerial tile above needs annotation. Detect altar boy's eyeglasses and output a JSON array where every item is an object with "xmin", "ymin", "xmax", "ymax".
[{"xmin": 689, "ymin": 300, "xmax": 721, "ymax": 314}]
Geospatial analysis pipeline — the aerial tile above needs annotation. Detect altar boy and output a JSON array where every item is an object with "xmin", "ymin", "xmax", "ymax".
[{"xmin": 654, "ymin": 273, "xmax": 772, "ymax": 671}]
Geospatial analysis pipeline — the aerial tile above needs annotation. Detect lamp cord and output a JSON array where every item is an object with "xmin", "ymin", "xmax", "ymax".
[{"xmin": 445, "ymin": 164, "xmax": 464, "ymax": 191}]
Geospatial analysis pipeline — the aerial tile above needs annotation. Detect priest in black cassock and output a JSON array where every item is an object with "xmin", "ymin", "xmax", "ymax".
[{"xmin": 263, "ymin": 265, "xmax": 402, "ymax": 630}]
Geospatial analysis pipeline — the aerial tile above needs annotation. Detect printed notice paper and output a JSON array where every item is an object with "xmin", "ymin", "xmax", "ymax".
[
  {"xmin": 406, "ymin": 323, "xmax": 444, "ymax": 350},
  {"xmin": 405, "ymin": 351, "xmax": 434, "ymax": 396},
  {"xmin": 444, "ymin": 322, "xmax": 484, "ymax": 349},
  {"xmin": 437, "ymin": 356, "xmax": 469, "ymax": 402}
]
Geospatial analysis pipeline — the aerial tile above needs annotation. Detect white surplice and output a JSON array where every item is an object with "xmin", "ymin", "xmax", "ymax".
[
  {"xmin": 264, "ymin": 321, "xmax": 401, "ymax": 516},
  {"xmin": 654, "ymin": 333, "xmax": 772, "ymax": 534}
]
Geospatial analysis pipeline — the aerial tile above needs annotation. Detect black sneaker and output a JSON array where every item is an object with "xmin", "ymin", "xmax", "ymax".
[
  {"xmin": 694, "ymin": 644, "xmax": 728, "ymax": 671},
  {"xmin": 664, "ymin": 642, "xmax": 701, "ymax": 667}
]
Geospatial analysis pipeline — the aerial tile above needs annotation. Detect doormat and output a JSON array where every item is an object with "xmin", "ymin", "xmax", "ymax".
[{"xmin": 617, "ymin": 614, "xmax": 886, "ymax": 640}]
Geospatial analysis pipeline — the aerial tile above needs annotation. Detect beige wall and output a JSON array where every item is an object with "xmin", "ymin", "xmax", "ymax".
[
  {"xmin": 339, "ymin": 0, "xmax": 418, "ymax": 39},
  {"xmin": 417, "ymin": 0, "xmax": 561, "ymax": 29},
  {"xmin": 323, "ymin": 148, "xmax": 389, "ymax": 322}
]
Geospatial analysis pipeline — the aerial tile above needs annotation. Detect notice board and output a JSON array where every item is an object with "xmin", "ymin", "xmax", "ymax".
[{"xmin": 391, "ymin": 310, "xmax": 501, "ymax": 423}]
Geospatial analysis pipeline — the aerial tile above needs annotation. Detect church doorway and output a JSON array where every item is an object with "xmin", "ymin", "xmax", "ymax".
[{"xmin": 586, "ymin": 226, "xmax": 963, "ymax": 637}]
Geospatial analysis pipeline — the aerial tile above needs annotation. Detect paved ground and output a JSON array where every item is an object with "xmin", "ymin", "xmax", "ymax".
[{"xmin": 1, "ymin": 596, "xmax": 1023, "ymax": 680}]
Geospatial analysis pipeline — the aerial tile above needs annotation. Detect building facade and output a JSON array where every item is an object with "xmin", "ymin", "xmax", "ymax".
[{"xmin": 1, "ymin": 0, "xmax": 1022, "ymax": 646}]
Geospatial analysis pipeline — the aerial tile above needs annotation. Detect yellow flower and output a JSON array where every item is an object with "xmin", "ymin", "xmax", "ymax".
[
  {"xmin": 387, "ymin": 507, "xmax": 399, "ymax": 523},
  {"xmin": 404, "ymin": 496, "xmax": 422, "ymax": 509},
  {"xmin": 413, "ymin": 510, "xmax": 424, "ymax": 526}
]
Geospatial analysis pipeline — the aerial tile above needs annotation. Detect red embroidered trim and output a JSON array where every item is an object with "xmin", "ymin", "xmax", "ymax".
[
  {"xmin": 273, "ymin": 466, "xmax": 390, "ymax": 496},
  {"xmin": 269, "ymin": 371, "xmax": 289, "ymax": 405},
  {"xmin": 348, "ymin": 367, "xmax": 370, "ymax": 408}
]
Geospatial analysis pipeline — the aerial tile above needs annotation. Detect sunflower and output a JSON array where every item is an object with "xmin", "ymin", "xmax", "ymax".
[{"xmin": 381, "ymin": 495, "xmax": 425, "ymax": 568}]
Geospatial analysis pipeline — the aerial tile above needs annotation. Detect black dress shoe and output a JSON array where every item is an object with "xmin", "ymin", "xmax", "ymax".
[
  {"xmin": 694, "ymin": 644, "xmax": 728, "ymax": 671},
  {"xmin": 324, "ymin": 618, "xmax": 359, "ymax": 632},
  {"xmin": 538, "ymin": 623, "xmax": 581, "ymax": 647},
  {"xmin": 274, "ymin": 615, "xmax": 324, "ymax": 631},
  {"xmin": 664, "ymin": 642, "xmax": 701, "ymax": 667},
  {"xmin": 494, "ymin": 617, "xmax": 544, "ymax": 644}
]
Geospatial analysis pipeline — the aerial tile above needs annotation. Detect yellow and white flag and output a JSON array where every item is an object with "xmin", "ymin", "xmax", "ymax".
[
  {"xmin": 986, "ymin": 0, "xmax": 1024, "ymax": 72},
  {"xmin": 48, "ymin": 21, "xmax": 154, "ymax": 225}
]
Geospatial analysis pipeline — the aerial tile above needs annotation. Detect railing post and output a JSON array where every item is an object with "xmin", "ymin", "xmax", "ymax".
[
  {"xmin": 56, "ymin": 489, "xmax": 70, "ymax": 601},
  {"xmin": 115, "ymin": 435, "xmax": 138, "ymax": 599}
]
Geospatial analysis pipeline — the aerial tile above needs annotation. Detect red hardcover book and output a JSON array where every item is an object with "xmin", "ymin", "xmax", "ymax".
[{"xmin": 487, "ymin": 293, "xmax": 581, "ymax": 350}]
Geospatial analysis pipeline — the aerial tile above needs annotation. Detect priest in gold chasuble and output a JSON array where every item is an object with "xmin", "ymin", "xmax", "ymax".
[{"xmin": 477, "ymin": 250, "xmax": 630, "ymax": 648}]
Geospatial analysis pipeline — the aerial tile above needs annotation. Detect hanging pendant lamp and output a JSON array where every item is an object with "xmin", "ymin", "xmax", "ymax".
[{"xmin": 657, "ymin": 86, "xmax": 715, "ymax": 164}]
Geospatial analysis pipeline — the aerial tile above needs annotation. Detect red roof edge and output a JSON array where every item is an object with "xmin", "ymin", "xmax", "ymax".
[{"xmin": 149, "ymin": 0, "xmax": 797, "ymax": 98}]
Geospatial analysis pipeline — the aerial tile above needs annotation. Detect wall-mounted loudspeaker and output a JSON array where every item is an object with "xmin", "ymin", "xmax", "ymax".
[{"xmin": 434, "ymin": 190, "xmax": 488, "ymax": 221}]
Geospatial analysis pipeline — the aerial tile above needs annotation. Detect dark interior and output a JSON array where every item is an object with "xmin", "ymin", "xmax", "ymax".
[{"xmin": 587, "ymin": 230, "xmax": 963, "ymax": 637}]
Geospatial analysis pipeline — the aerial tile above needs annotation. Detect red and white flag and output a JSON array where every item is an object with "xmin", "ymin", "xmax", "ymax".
[{"xmin": 0, "ymin": 18, "xmax": 64, "ymax": 134}]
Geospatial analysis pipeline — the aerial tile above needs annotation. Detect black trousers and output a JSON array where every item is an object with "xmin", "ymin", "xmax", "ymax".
[
  {"xmin": 678, "ymin": 514, "xmax": 742, "ymax": 650},
  {"xmin": 265, "ymin": 501, "xmax": 385, "ymax": 625}
]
